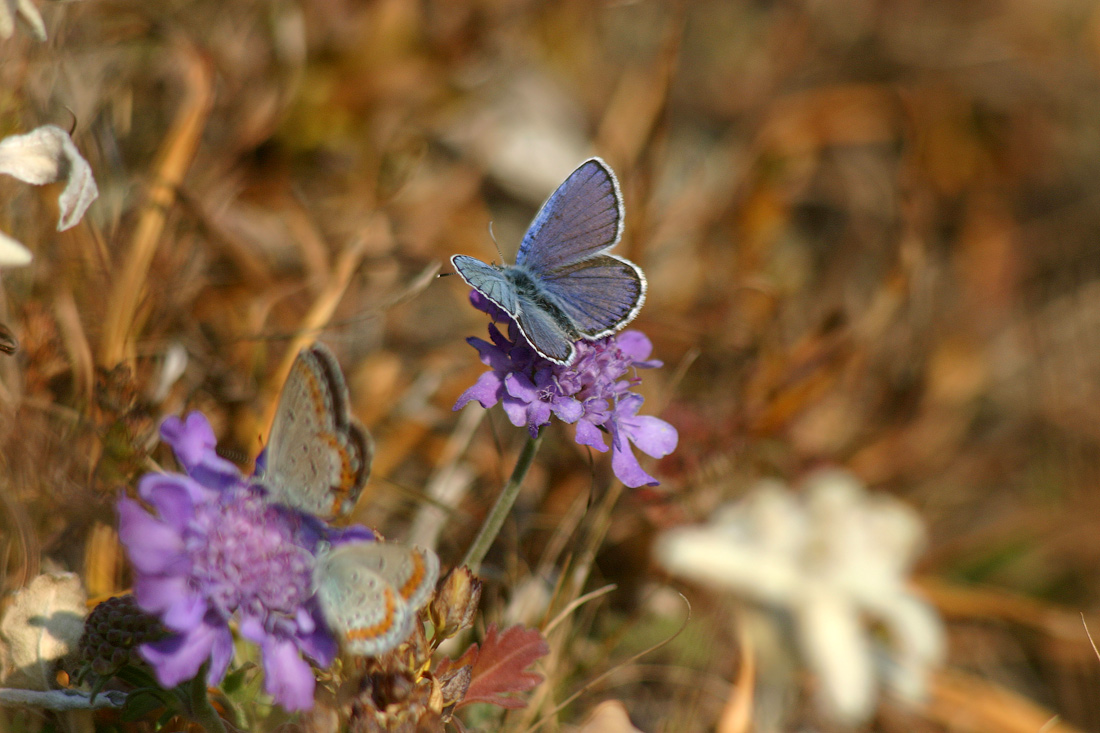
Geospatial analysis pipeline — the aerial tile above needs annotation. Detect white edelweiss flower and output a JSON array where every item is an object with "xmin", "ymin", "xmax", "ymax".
[
  {"xmin": 0, "ymin": 125, "xmax": 99, "ymax": 267},
  {"xmin": 0, "ymin": 0, "xmax": 46, "ymax": 41},
  {"xmin": 656, "ymin": 480, "xmax": 806, "ymax": 606},
  {"xmin": 795, "ymin": 585, "xmax": 875, "ymax": 722},
  {"xmin": 654, "ymin": 469, "xmax": 945, "ymax": 726}
]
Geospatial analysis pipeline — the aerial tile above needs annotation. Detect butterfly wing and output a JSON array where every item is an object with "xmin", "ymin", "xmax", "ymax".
[
  {"xmin": 516, "ymin": 158, "xmax": 624, "ymax": 273},
  {"xmin": 314, "ymin": 545, "xmax": 413, "ymax": 657},
  {"xmin": 513, "ymin": 288, "xmax": 580, "ymax": 364},
  {"xmin": 537, "ymin": 254, "xmax": 647, "ymax": 339},
  {"xmin": 262, "ymin": 344, "xmax": 372, "ymax": 520},
  {"xmin": 451, "ymin": 255, "xmax": 519, "ymax": 315},
  {"xmin": 354, "ymin": 542, "xmax": 440, "ymax": 612},
  {"xmin": 314, "ymin": 542, "xmax": 439, "ymax": 657}
]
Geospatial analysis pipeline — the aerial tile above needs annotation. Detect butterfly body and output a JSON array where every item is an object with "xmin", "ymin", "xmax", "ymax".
[
  {"xmin": 504, "ymin": 264, "xmax": 582, "ymax": 341},
  {"xmin": 452, "ymin": 158, "xmax": 646, "ymax": 365}
]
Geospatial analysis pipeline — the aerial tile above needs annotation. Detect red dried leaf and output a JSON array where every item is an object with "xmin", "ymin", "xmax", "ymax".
[
  {"xmin": 436, "ymin": 641, "xmax": 479, "ymax": 678},
  {"xmin": 447, "ymin": 624, "xmax": 549, "ymax": 710}
]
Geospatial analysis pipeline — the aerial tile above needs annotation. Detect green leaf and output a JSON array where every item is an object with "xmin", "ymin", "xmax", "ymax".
[
  {"xmin": 114, "ymin": 665, "xmax": 163, "ymax": 691},
  {"xmin": 120, "ymin": 689, "xmax": 169, "ymax": 722},
  {"xmin": 221, "ymin": 661, "xmax": 256, "ymax": 695}
]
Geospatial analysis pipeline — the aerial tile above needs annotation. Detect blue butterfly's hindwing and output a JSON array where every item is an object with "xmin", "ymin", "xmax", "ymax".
[{"xmin": 539, "ymin": 254, "xmax": 646, "ymax": 339}]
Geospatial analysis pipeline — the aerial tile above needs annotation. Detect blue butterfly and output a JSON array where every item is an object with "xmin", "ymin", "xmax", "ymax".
[{"xmin": 451, "ymin": 158, "xmax": 647, "ymax": 365}]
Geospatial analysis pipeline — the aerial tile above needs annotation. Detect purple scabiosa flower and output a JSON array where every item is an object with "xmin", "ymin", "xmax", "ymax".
[
  {"xmin": 454, "ymin": 292, "xmax": 678, "ymax": 487},
  {"xmin": 117, "ymin": 412, "xmax": 361, "ymax": 711}
]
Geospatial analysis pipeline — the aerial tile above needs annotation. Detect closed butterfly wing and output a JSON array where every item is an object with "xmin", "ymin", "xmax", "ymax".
[
  {"xmin": 314, "ymin": 542, "xmax": 439, "ymax": 657},
  {"xmin": 354, "ymin": 542, "xmax": 440, "ymax": 612},
  {"xmin": 314, "ymin": 545, "xmax": 413, "ymax": 656},
  {"xmin": 262, "ymin": 344, "xmax": 372, "ymax": 520},
  {"xmin": 538, "ymin": 254, "xmax": 647, "ymax": 339},
  {"xmin": 516, "ymin": 158, "xmax": 624, "ymax": 272},
  {"xmin": 450, "ymin": 255, "xmax": 519, "ymax": 316},
  {"xmin": 513, "ymin": 288, "xmax": 580, "ymax": 364}
]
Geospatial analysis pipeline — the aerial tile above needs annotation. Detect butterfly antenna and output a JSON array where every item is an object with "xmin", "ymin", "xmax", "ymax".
[{"xmin": 488, "ymin": 221, "xmax": 505, "ymax": 263}]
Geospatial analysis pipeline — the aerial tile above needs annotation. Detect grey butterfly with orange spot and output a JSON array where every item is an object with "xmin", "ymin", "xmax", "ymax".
[{"xmin": 258, "ymin": 343, "xmax": 439, "ymax": 656}]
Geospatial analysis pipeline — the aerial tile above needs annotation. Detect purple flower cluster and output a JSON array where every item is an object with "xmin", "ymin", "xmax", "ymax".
[
  {"xmin": 117, "ymin": 413, "xmax": 367, "ymax": 711},
  {"xmin": 455, "ymin": 292, "xmax": 678, "ymax": 487}
]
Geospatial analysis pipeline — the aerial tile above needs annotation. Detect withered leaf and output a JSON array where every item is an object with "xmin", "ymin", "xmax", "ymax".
[{"xmin": 438, "ymin": 624, "xmax": 548, "ymax": 710}]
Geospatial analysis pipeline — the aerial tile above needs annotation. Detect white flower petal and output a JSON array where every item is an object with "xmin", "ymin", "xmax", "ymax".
[
  {"xmin": 743, "ymin": 479, "xmax": 806, "ymax": 555},
  {"xmin": 866, "ymin": 494, "xmax": 926, "ymax": 570},
  {"xmin": 0, "ymin": 0, "xmax": 46, "ymax": 41},
  {"xmin": 796, "ymin": 588, "xmax": 876, "ymax": 724},
  {"xmin": 55, "ymin": 156, "xmax": 98, "ymax": 230},
  {"xmin": 15, "ymin": 0, "xmax": 45, "ymax": 41},
  {"xmin": 0, "ymin": 126, "xmax": 62, "ymax": 184},
  {"xmin": 874, "ymin": 594, "xmax": 947, "ymax": 703},
  {"xmin": 0, "ymin": 229, "xmax": 32, "ymax": 267},
  {"xmin": 0, "ymin": 125, "xmax": 98, "ymax": 230},
  {"xmin": 654, "ymin": 525, "xmax": 802, "ymax": 605}
]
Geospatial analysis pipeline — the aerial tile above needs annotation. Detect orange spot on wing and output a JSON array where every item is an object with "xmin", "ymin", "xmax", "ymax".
[
  {"xmin": 303, "ymin": 367, "xmax": 328, "ymax": 418},
  {"xmin": 346, "ymin": 587, "xmax": 398, "ymax": 641},
  {"xmin": 320, "ymin": 432, "xmax": 359, "ymax": 516},
  {"xmin": 398, "ymin": 553, "xmax": 427, "ymax": 601}
]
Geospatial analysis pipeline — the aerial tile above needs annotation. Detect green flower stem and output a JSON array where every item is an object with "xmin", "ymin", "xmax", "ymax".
[
  {"xmin": 187, "ymin": 672, "xmax": 227, "ymax": 733},
  {"xmin": 463, "ymin": 434, "xmax": 543, "ymax": 573}
]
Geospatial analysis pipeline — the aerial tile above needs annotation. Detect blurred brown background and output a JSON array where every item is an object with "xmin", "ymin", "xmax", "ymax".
[{"xmin": 4, "ymin": 0, "xmax": 1100, "ymax": 730}]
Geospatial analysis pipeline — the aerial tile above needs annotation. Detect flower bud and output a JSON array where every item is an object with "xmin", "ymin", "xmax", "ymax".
[
  {"xmin": 429, "ymin": 566, "xmax": 482, "ymax": 641},
  {"xmin": 77, "ymin": 595, "xmax": 163, "ymax": 682}
]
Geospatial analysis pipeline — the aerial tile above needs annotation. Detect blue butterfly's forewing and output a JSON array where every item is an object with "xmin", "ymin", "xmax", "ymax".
[
  {"xmin": 538, "ymin": 254, "xmax": 647, "ymax": 338},
  {"xmin": 451, "ymin": 255, "xmax": 519, "ymax": 315},
  {"xmin": 516, "ymin": 158, "xmax": 623, "ymax": 272}
]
